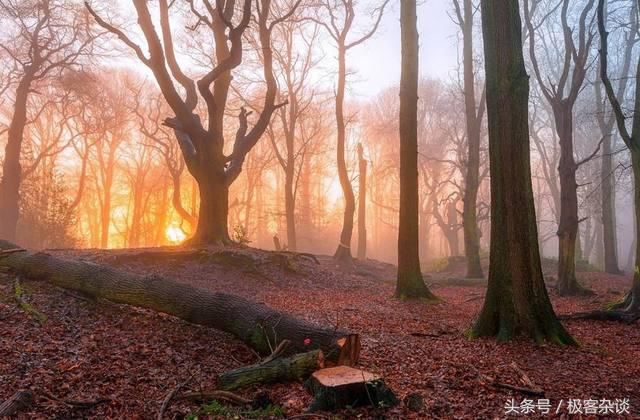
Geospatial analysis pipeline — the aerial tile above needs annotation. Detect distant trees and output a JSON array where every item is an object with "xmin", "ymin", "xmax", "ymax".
[
  {"xmin": 471, "ymin": 0, "xmax": 574, "ymax": 343},
  {"xmin": 314, "ymin": 0, "xmax": 388, "ymax": 264},
  {"xmin": 86, "ymin": 0, "xmax": 297, "ymax": 245},
  {"xmin": 266, "ymin": 7, "xmax": 321, "ymax": 252},
  {"xmin": 396, "ymin": 0, "xmax": 436, "ymax": 300},
  {"xmin": 523, "ymin": 0, "xmax": 599, "ymax": 295},
  {"xmin": 0, "ymin": 0, "xmax": 94, "ymax": 241},
  {"xmin": 452, "ymin": 0, "xmax": 485, "ymax": 278}
]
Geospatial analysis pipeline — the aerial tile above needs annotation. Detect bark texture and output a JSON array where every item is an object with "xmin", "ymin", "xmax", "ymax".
[
  {"xmin": 471, "ymin": 0, "xmax": 575, "ymax": 344},
  {"xmin": 0, "ymin": 241, "xmax": 359, "ymax": 364},
  {"xmin": 218, "ymin": 349, "xmax": 323, "ymax": 390}
]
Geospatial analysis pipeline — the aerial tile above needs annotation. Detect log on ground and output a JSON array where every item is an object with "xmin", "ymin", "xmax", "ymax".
[
  {"xmin": 0, "ymin": 240, "xmax": 359, "ymax": 365},
  {"xmin": 219, "ymin": 349, "xmax": 324, "ymax": 390},
  {"xmin": 305, "ymin": 366, "xmax": 398, "ymax": 411}
]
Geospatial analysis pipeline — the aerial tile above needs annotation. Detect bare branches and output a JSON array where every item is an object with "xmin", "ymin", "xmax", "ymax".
[
  {"xmin": 597, "ymin": 0, "xmax": 637, "ymax": 149},
  {"xmin": 84, "ymin": 2, "xmax": 148, "ymax": 64}
]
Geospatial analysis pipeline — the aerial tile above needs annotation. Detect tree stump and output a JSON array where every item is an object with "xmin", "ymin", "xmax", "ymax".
[{"xmin": 305, "ymin": 366, "xmax": 398, "ymax": 411}]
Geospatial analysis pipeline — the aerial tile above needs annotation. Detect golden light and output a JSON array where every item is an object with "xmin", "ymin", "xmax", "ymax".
[{"xmin": 165, "ymin": 225, "xmax": 187, "ymax": 244}]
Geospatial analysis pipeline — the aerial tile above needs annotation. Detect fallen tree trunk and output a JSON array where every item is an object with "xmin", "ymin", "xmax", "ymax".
[
  {"xmin": 219, "ymin": 349, "xmax": 324, "ymax": 390},
  {"xmin": 0, "ymin": 241, "xmax": 359, "ymax": 365}
]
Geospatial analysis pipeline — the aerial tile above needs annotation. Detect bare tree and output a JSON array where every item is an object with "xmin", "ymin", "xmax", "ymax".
[
  {"xmin": 313, "ymin": 0, "xmax": 389, "ymax": 264},
  {"xmin": 594, "ymin": 0, "xmax": 637, "ymax": 274},
  {"xmin": 267, "ymin": 9, "xmax": 320, "ymax": 251},
  {"xmin": 523, "ymin": 0, "xmax": 601, "ymax": 295},
  {"xmin": 595, "ymin": 0, "xmax": 640, "ymax": 321},
  {"xmin": 452, "ymin": 0, "xmax": 486, "ymax": 278},
  {"xmin": 0, "ymin": 0, "xmax": 94, "ymax": 241},
  {"xmin": 86, "ymin": 0, "xmax": 298, "ymax": 245}
]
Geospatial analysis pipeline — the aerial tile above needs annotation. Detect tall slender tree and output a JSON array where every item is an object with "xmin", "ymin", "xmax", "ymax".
[
  {"xmin": 452, "ymin": 0, "xmax": 485, "ymax": 279},
  {"xmin": 594, "ymin": 0, "xmax": 637, "ymax": 274},
  {"xmin": 471, "ymin": 0, "xmax": 574, "ymax": 343},
  {"xmin": 313, "ymin": 0, "xmax": 388, "ymax": 264},
  {"xmin": 396, "ymin": 0, "xmax": 436, "ymax": 300}
]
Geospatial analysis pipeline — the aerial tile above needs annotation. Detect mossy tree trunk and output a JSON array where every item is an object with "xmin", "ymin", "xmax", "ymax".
[
  {"xmin": 0, "ymin": 241, "xmax": 360, "ymax": 364},
  {"xmin": 396, "ymin": 0, "xmax": 437, "ymax": 300},
  {"xmin": 471, "ymin": 0, "xmax": 575, "ymax": 344}
]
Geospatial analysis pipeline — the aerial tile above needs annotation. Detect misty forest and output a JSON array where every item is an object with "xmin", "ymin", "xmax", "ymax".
[{"xmin": 0, "ymin": 0, "xmax": 639, "ymax": 418}]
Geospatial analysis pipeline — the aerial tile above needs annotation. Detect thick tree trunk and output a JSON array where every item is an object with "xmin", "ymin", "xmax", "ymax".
[
  {"xmin": 190, "ymin": 172, "xmax": 231, "ymax": 245},
  {"xmin": 0, "ymin": 241, "xmax": 360, "ymax": 364},
  {"xmin": 0, "ymin": 75, "xmax": 32, "ymax": 242},
  {"xmin": 357, "ymin": 143, "xmax": 367, "ymax": 260},
  {"xmin": 472, "ymin": 0, "xmax": 574, "ymax": 344},
  {"xmin": 396, "ymin": 0, "xmax": 436, "ymax": 300},
  {"xmin": 460, "ymin": 0, "xmax": 484, "ymax": 279},
  {"xmin": 555, "ymin": 104, "xmax": 589, "ymax": 295},
  {"xmin": 333, "ymin": 47, "xmax": 355, "ymax": 264}
]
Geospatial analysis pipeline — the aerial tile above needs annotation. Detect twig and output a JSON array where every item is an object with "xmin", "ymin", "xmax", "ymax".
[
  {"xmin": 157, "ymin": 375, "xmax": 193, "ymax": 420},
  {"xmin": 286, "ymin": 414, "xmax": 330, "ymax": 419},
  {"xmin": 178, "ymin": 390, "xmax": 251, "ymax": 405},
  {"xmin": 492, "ymin": 382, "xmax": 545, "ymax": 397},
  {"xmin": 260, "ymin": 339, "xmax": 291, "ymax": 365},
  {"xmin": 40, "ymin": 391, "xmax": 110, "ymax": 408},
  {"xmin": 0, "ymin": 248, "xmax": 26, "ymax": 256}
]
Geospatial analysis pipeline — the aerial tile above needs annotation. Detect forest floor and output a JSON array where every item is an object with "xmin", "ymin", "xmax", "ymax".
[{"xmin": 1, "ymin": 246, "xmax": 639, "ymax": 419}]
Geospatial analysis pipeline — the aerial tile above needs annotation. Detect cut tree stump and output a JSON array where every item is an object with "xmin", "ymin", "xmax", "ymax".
[
  {"xmin": 219, "ymin": 349, "xmax": 324, "ymax": 390},
  {"xmin": 0, "ymin": 391, "xmax": 33, "ymax": 416},
  {"xmin": 305, "ymin": 366, "xmax": 398, "ymax": 411},
  {"xmin": 0, "ymin": 240, "xmax": 360, "ymax": 365}
]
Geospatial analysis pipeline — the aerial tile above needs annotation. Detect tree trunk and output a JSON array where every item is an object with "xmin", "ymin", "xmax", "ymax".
[
  {"xmin": 460, "ymin": 0, "xmax": 484, "ymax": 279},
  {"xmin": 471, "ymin": 0, "xmax": 575, "ymax": 344},
  {"xmin": 0, "ymin": 240, "xmax": 360, "ymax": 364},
  {"xmin": 333, "ymin": 46, "xmax": 355, "ymax": 264},
  {"xmin": 190, "ymin": 171, "xmax": 230, "ymax": 245},
  {"xmin": 555, "ymin": 103, "xmax": 588, "ymax": 295},
  {"xmin": 285, "ymin": 165, "xmax": 297, "ymax": 252},
  {"xmin": 446, "ymin": 201, "xmax": 460, "ymax": 257},
  {"xmin": 600, "ymin": 129, "xmax": 621, "ymax": 273},
  {"xmin": 0, "ymin": 75, "xmax": 32, "ymax": 242},
  {"xmin": 357, "ymin": 143, "xmax": 367, "ymax": 260},
  {"xmin": 396, "ymin": 0, "xmax": 437, "ymax": 300}
]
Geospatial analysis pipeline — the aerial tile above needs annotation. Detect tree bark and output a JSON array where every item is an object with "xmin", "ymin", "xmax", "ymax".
[
  {"xmin": 396, "ymin": 0, "xmax": 437, "ymax": 300},
  {"xmin": 0, "ymin": 74, "xmax": 32, "ymax": 242},
  {"xmin": 357, "ymin": 143, "xmax": 367, "ymax": 260},
  {"xmin": 471, "ymin": 0, "xmax": 575, "ymax": 344},
  {"xmin": 218, "ymin": 349, "xmax": 324, "ymax": 391},
  {"xmin": 0, "ymin": 241, "xmax": 360, "ymax": 364},
  {"xmin": 554, "ymin": 103, "xmax": 588, "ymax": 295}
]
